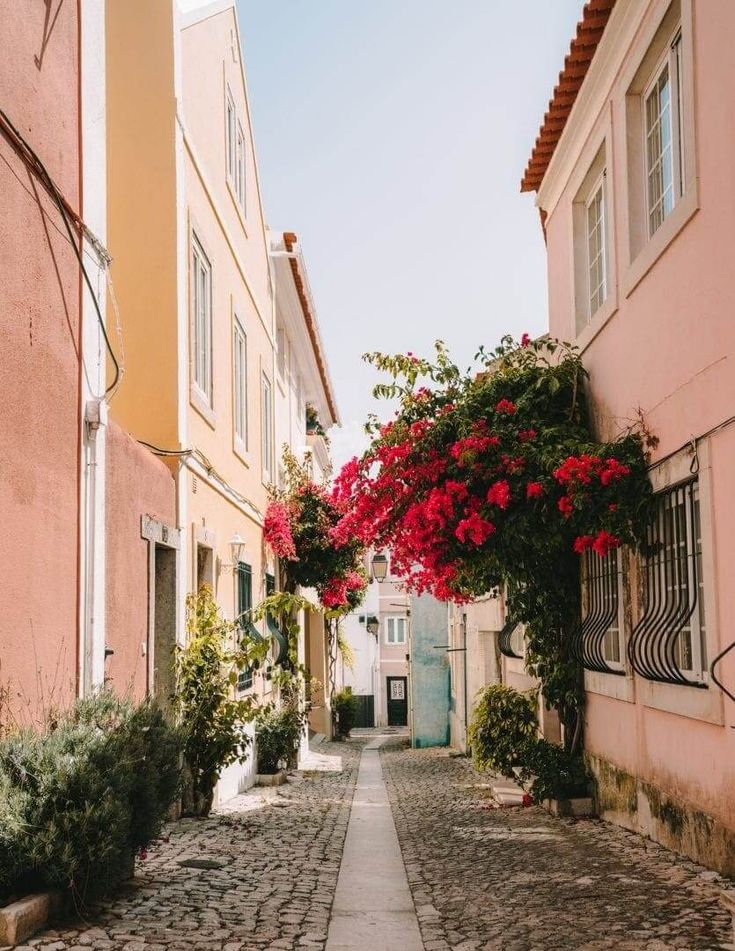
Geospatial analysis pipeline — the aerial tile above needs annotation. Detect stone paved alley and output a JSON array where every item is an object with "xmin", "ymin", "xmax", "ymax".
[{"xmin": 16, "ymin": 735, "xmax": 733, "ymax": 951}]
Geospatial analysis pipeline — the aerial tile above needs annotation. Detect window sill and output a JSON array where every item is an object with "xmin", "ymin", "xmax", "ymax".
[
  {"xmin": 190, "ymin": 385, "xmax": 216, "ymax": 430},
  {"xmin": 638, "ymin": 675, "xmax": 724, "ymax": 725},
  {"xmin": 623, "ymin": 182, "xmax": 700, "ymax": 299},
  {"xmin": 584, "ymin": 669, "xmax": 635, "ymax": 703},
  {"xmin": 233, "ymin": 435, "xmax": 251, "ymax": 468},
  {"xmin": 577, "ymin": 293, "xmax": 619, "ymax": 354}
]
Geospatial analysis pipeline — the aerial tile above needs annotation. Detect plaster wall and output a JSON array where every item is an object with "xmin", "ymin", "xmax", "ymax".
[
  {"xmin": 104, "ymin": 422, "xmax": 177, "ymax": 701},
  {"xmin": 409, "ymin": 595, "xmax": 450, "ymax": 748},
  {"xmin": 540, "ymin": 0, "xmax": 735, "ymax": 852},
  {"xmin": 105, "ymin": 0, "xmax": 180, "ymax": 449},
  {"xmin": 0, "ymin": 0, "xmax": 81, "ymax": 723}
]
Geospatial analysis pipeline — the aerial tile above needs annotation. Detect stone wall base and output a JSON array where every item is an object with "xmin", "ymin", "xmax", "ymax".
[{"xmin": 586, "ymin": 753, "xmax": 735, "ymax": 876}]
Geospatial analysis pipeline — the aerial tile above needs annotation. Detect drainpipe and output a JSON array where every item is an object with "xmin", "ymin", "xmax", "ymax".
[
  {"xmin": 462, "ymin": 610, "xmax": 469, "ymax": 751},
  {"xmin": 83, "ymin": 398, "xmax": 107, "ymax": 693}
]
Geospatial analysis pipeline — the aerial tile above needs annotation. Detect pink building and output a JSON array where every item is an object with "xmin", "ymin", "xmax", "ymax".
[
  {"xmin": 0, "ymin": 1, "xmax": 176, "ymax": 724},
  {"xmin": 522, "ymin": 0, "xmax": 735, "ymax": 871}
]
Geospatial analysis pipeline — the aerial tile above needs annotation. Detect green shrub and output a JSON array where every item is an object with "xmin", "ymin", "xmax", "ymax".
[
  {"xmin": 256, "ymin": 706, "xmax": 303, "ymax": 774},
  {"xmin": 0, "ymin": 693, "xmax": 182, "ymax": 905},
  {"xmin": 519, "ymin": 738, "xmax": 590, "ymax": 802},
  {"xmin": 467, "ymin": 684, "xmax": 538, "ymax": 776},
  {"xmin": 176, "ymin": 587, "xmax": 265, "ymax": 816},
  {"xmin": 332, "ymin": 687, "xmax": 357, "ymax": 738}
]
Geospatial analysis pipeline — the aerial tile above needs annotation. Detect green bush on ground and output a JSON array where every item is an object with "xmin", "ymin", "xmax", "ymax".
[
  {"xmin": 255, "ymin": 705, "xmax": 303, "ymax": 774},
  {"xmin": 468, "ymin": 683, "xmax": 538, "ymax": 776},
  {"xmin": 0, "ymin": 693, "xmax": 182, "ymax": 906},
  {"xmin": 332, "ymin": 687, "xmax": 357, "ymax": 738},
  {"xmin": 519, "ymin": 737, "xmax": 590, "ymax": 802}
]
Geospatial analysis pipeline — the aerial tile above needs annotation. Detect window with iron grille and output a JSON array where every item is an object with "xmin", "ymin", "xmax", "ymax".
[
  {"xmin": 628, "ymin": 479, "xmax": 707, "ymax": 686},
  {"xmin": 498, "ymin": 619, "xmax": 524, "ymax": 659},
  {"xmin": 579, "ymin": 549, "xmax": 624, "ymax": 675},
  {"xmin": 236, "ymin": 561, "xmax": 256, "ymax": 691}
]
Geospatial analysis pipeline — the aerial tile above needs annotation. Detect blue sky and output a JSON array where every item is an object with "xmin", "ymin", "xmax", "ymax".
[{"xmin": 237, "ymin": 0, "xmax": 583, "ymax": 465}]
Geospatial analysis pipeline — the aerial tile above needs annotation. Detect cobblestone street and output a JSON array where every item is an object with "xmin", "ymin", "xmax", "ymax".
[
  {"xmin": 381, "ymin": 742, "xmax": 733, "ymax": 951},
  {"xmin": 16, "ymin": 736, "xmax": 734, "ymax": 951}
]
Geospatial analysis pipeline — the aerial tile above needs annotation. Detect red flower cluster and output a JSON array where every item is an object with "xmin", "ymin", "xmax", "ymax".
[
  {"xmin": 264, "ymin": 501, "xmax": 296, "ymax": 560},
  {"xmin": 526, "ymin": 481, "xmax": 544, "ymax": 499},
  {"xmin": 319, "ymin": 570, "xmax": 366, "ymax": 609},
  {"xmin": 495, "ymin": 399, "xmax": 517, "ymax": 415},
  {"xmin": 554, "ymin": 455, "xmax": 631, "ymax": 488},
  {"xmin": 455, "ymin": 512, "xmax": 496, "ymax": 545},
  {"xmin": 486, "ymin": 480, "xmax": 511, "ymax": 509},
  {"xmin": 573, "ymin": 531, "xmax": 621, "ymax": 557}
]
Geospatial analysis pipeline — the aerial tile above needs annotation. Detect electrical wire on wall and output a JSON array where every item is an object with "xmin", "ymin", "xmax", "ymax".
[
  {"xmin": 0, "ymin": 107, "xmax": 122, "ymax": 396},
  {"xmin": 137, "ymin": 439, "xmax": 264, "ymax": 523}
]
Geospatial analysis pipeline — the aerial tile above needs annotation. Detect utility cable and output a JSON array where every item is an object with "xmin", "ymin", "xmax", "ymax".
[{"xmin": 0, "ymin": 107, "xmax": 120, "ymax": 394}]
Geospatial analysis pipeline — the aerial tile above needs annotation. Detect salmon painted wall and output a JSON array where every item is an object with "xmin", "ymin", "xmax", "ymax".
[
  {"xmin": 105, "ymin": 422, "xmax": 176, "ymax": 701},
  {"xmin": 0, "ymin": 1, "xmax": 81, "ymax": 724},
  {"xmin": 541, "ymin": 0, "xmax": 735, "ymax": 830}
]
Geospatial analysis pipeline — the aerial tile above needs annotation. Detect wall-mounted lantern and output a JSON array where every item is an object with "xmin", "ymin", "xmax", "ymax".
[
  {"xmin": 366, "ymin": 615, "xmax": 379, "ymax": 636},
  {"xmin": 371, "ymin": 552, "xmax": 388, "ymax": 583}
]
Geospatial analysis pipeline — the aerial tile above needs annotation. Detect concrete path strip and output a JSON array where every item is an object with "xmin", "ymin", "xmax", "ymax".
[{"xmin": 326, "ymin": 735, "xmax": 424, "ymax": 951}]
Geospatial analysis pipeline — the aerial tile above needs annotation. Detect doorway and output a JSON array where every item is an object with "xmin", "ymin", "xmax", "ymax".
[{"xmin": 387, "ymin": 676, "xmax": 408, "ymax": 726}]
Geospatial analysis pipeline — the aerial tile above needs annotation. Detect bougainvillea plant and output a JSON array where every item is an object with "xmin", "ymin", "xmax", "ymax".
[
  {"xmin": 263, "ymin": 449, "xmax": 367, "ymax": 613},
  {"xmin": 331, "ymin": 336, "xmax": 653, "ymax": 749}
]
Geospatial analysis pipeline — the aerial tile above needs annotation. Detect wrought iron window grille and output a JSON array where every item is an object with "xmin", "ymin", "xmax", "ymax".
[
  {"xmin": 265, "ymin": 573, "xmax": 289, "ymax": 666},
  {"xmin": 628, "ymin": 479, "xmax": 707, "ymax": 687},
  {"xmin": 498, "ymin": 619, "xmax": 523, "ymax": 659},
  {"xmin": 576, "ymin": 549, "xmax": 624, "ymax": 676}
]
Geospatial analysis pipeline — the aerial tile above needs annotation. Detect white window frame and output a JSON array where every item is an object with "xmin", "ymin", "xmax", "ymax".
[
  {"xmin": 233, "ymin": 317, "xmax": 247, "ymax": 450},
  {"xmin": 191, "ymin": 235, "xmax": 212, "ymax": 405},
  {"xmin": 385, "ymin": 616, "xmax": 407, "ymax": 646},
  {"xmin": 226, "ymin": 87, "xmax": 236, "ymax": 186},
  {"xmin": 585, "ymin": 172, "xmax": 607, "ymax": 319},
  {"xmin": 236, "ymin": 120, "xmax": 246, "ymax": 214},
  {"xmin": 643, "ymin": 29, "xmax": 684, "ymax": 238},
  {"xmin": 261, "ymin": 372, "xmax": 273, "ymax": 483}
]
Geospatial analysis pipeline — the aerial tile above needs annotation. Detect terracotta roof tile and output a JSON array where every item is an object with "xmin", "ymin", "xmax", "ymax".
[{"xmin": 521, "ymin": 0, "xmax": 617, "ymax": 193}]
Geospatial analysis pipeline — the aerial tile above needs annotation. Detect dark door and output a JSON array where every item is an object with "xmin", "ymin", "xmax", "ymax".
[{"xmin": 387, "ymin": 677, "xmax": 408, "ymax": 726}]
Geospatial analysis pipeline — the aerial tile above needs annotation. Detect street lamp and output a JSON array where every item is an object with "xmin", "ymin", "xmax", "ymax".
[
  {"xmin": 229, "ymin": 533, "xmax": 246, "ymax": 568},
  {"xmin": 371, "ymin": 552, "xmax": 388, "ymax": 583},
  {"xmin": 366, "ymin": 615, "xmax": 379, "ymax": 636}
]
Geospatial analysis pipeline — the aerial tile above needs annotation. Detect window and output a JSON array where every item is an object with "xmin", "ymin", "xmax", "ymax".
[
  {"xmin": 191, "ymin": 236, "xmax": 212, "ymax": 404},
  {"xmin": 586, "ymin": 175, "xmax": 607, "ymax": 317},
  {"xmin": 236, "ymin": 561, "xmax": 254, "ymax": 691},
  {"xmin": 226, "ymin": 88, "xmax": 236, "ymax": 184},
  {"xmin": 644, "ymin": 31, "xmax": 683, "ymax": 237},
  {"xmin": 233, "ymin": 318, "xmax": 247, "ymax": 448},
  {"xmin": 386, "ymin": 617, "xmax": 406, "ymax": 645},
  {"xmin": 580, "ymin": 549, "xmax": 623, "ymax": 674},
  {"xmin": 261, "ymin": 373, "xmax": 273, "ymax": 482},
  {"xmin": 629, "ymin": 480, "xmax": 707, "ymax": 686},
  {"xmin": 236, "ymin": 122, "xmax": 246, "ymax": 213}
]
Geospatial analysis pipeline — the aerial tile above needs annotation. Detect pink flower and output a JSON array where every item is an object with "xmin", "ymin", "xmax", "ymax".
[
  {"xmin": 558, "ymin": 495, "xmax": 574, "ymax": 518},
  {"xmin": 263, "ymin": 501, "xmax": 297, "ymax": 560},
  {"xmin": 455, "ymin": 513, "xmax": 496, "ymax": 546},
  {"xmin": 486, "ymin": 480, "xmax": 512, "ymax": 510},
  {"xmin": 526, "ymin": 481, "xmax": 544, "ymax": 499},
  {"xmin": 495, "ymin": 398, "xmax": 517, "ymax": 415},
  {"xmin": 520, "ymin": 333, "xmax": 531, "ymax": 348},
  {"xmin": 592, "ymin": 531, "xmax": 621, "ymax": 558},
  {"xmin": 518, "ymin": 429, "xmax": 537, "ymax": 442},
  {"xmin": 573, "ymin": 535, "xmax": 594, "ymax": 554}
]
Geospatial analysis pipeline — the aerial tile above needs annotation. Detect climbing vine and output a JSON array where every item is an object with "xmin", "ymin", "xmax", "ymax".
[
  {"xmin": 263, "ymin": 449, "xmax": 367, "ymax": 611},
  {"xmin": 331, "ymin": 335, "xmax": 654, "ymax": 748}
]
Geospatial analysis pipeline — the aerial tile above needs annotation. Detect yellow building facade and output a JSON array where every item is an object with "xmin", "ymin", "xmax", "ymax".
[{"xmin": 107, "ymin": 0, "xmax": 278, "ymax": 796}]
